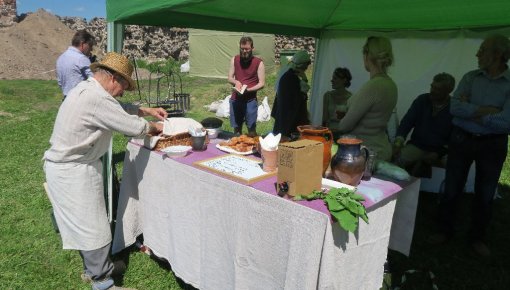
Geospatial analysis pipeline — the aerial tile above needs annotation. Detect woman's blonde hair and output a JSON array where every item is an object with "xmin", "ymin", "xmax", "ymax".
[{"xmin": 363, "ymin": 36, "xmax": 394, "ymax": 72}]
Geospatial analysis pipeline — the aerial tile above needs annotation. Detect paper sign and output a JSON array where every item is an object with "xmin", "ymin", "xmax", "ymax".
[{"xmin": 194, "ymin": 154, "xmax": 276, "ymax": 184}]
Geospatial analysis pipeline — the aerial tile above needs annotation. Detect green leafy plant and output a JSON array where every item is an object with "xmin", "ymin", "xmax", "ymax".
[{"xmin": 294, "ymin": 187, "xmax": 369, "ymax": 232}]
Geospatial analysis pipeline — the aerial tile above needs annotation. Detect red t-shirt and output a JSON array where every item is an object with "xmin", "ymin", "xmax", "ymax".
[{"xmin": 231, "ymin": 55, "xmax": 262, "ymax": 101}]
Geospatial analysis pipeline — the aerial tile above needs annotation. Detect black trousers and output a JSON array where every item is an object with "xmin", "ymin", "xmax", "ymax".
[{"xmin": 438, "ymin": 127, "xmax": 507, "ymax": 242}]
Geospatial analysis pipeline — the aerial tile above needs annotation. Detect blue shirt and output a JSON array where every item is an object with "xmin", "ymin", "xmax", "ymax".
[
  {"xmin": 56, "ymin": 46, "xmax": 93, "ymax": 96},
  {"xmin": 397, "ymin": 93, "xmax": 453, "ymax": 155},
  {"xmin": 451, "ymin": 68, "xmax": 510, "ymax": 135}
]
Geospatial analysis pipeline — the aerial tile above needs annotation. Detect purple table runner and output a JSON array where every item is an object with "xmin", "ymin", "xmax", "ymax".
[{"xmin": 133, "ymin": 139, "xmax": 403, "ymax": 219}]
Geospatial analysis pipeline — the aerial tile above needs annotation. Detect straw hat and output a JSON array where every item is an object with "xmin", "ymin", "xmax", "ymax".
[{"xmin": 90, "ymin": 52, "xmax": 135, "ymax": 91}]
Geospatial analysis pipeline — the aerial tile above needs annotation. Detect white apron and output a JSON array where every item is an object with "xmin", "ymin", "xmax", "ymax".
[{"xmin": 44, "ymin": 160, "xmax": 111, "ymax": 250}]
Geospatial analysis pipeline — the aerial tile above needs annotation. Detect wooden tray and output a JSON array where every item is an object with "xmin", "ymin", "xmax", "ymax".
[{"xmin": 194, "ymin": 154, "xmax": 276, "ymax": 185}]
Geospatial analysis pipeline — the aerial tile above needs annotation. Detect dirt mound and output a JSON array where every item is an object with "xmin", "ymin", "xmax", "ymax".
[{"xmin": 0, "ymin": 9, "xmax": 74, "ymax": 80}]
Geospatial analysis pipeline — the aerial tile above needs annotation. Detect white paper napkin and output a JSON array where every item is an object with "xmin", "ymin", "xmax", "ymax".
[
  {"xmin": 259, "ymin": 133, "xmax": 281, "ymax": 151},
  {"xmin": 131, "ymin": 135, "xmax": 161, "ymax": 149},
  {"xmin": 163, "ymin": 117, "xmax": 203, "ymax": 136}
]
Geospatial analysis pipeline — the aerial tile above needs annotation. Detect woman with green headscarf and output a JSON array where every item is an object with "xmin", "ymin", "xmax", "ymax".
[{"xmin": 271, "ymin": 50, "xmax": 312, "ymax": 137}]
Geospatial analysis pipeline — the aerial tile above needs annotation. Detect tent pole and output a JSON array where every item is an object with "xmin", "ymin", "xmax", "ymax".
[
  {"xmin": 309, "ymin": 31, "xmax": 324, "ymax": 126},
  {"xmin": 107, "ymin": 22, "xmax": 124, "ymax": 53},
  {"xmin": 104, "ymin": 22, "xmax": 125, "ymax": 223}
]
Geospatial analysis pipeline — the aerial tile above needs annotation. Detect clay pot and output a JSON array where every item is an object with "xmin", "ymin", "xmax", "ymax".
[
  {"xmin": 261, "ymin": 149, "xmax": 278, "ymax": 172},
  {"xmin": 297, "ymin": 125, "xmax": 333, "ymax": 175},
  {"xmin": 331, "ymin": 137, "xmax": 368, "ymax": 186}
]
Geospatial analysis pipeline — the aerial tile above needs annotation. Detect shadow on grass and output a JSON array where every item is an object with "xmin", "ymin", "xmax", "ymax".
[
  {"xmin": 112, "ymin": 235, "xmax": 197, "ymax": 290},
  {"xmin": 113, "ymin": 151, "xmax": 126, "ymax": 165},
  {"xmin": 387, "ymin": 190, "xmax": 510, "ymax": 289}
]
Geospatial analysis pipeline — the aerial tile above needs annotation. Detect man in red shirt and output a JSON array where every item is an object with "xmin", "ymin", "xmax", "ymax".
[{"xmin": 227, "ymin": 36, "xmax": 265, "ymax": 136}]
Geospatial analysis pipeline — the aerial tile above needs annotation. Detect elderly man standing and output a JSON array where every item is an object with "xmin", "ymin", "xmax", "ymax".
[
  {"xmin": 428, "ymin": 35, "xmax": 510, "ymax": 258},
  {"xmin": 44, "ymin": 52, "xmax": 167, "ymax": 290},
  {"xmin": 227, "ymin": 36, "xmax": 265, "ymax": 136},
  {"xmin": 392, "ymin": 73, "xmax": 455, "ymax": 175},
  {"xmin": 56, "ymin": 30, "xmax": 96, "ymax": 99}
]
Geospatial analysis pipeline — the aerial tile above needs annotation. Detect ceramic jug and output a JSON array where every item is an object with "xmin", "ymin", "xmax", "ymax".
[
  {"xmin": 330, "ymin": 136, "xmax": 368, "ymax": 186},
  {"xmin": 297, "ymin": 125, "xmax": 333, "ymax": 175}
]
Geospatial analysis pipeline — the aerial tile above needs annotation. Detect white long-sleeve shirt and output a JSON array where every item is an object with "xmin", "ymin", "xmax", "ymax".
[{"xmin": 44, "ymin": 78, "xmax": 149, "ymax": 163}]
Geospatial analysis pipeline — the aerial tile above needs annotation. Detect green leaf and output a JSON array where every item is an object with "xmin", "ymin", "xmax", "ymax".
[
  {"xmin": 360, "ymin": 211, "xmax": 369, "ymax": 224},
  {"xmin": 332, "ymin": 210, "xmax": 358, "ymax": 232},
  {"xmin": 351, "ymin": 193, "xmax": 365, "ymax": 201},
  {"xmin": 293, "ymin": 195, "xmax": 305, "ymax": 201},
  {"xmin": 295, "ymin": 185, "xmax": 368, "ymax": 232},
  {"xmin": 324, "ymin": 196, "xmax": 345, "ymax": 211}
]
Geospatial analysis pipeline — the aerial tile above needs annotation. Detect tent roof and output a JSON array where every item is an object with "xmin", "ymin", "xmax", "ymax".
[{"xmin": 106, "ymin": 0, "xmax": 510, "ymax": 37}]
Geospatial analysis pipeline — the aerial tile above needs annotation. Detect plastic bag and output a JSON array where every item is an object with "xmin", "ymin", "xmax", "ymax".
[
  {"xmin": 180, "ymin": 61, "xmax": 190, "ymax": 73},
  {"xmin": 257, "ymin": 96, "xmax": 271, "ymax": 122},
  {"xmin": 375, "ymin": 160, "xmax": 411, "ymax": 181},
  {"xmin": 215, "ymin": 95, "xmax": 231, "ymax": 118},
  {"xmin": 204, "ymin": 100, "xmax": 223, "ymax": 112}
]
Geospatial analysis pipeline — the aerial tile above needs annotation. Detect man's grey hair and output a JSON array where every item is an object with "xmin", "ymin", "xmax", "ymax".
[
  {"xmin": 486, "ymin": 34, "xmax": 510, "ymax": 63},
  {"xmin": 433, "ymin": 72, "xmax": 456, "ymax": 93}
]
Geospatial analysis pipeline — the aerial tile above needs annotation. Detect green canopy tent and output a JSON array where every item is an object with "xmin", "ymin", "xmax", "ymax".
[
  {"xmin": 103, "ymin": 1, "xmax": 510, "ymax": 220},
  {"xmin": 106, "ymin": 0, "xmax": 510, "ymax": 35},
  {"xmin": 105, "ymin": 0, "xmax": 510, "ymax": 123}
]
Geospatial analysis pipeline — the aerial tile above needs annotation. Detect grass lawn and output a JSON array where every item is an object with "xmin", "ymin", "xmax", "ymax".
[{"xmin": 0, "ymin": 76, "xmax": 509, "ymax": 289}]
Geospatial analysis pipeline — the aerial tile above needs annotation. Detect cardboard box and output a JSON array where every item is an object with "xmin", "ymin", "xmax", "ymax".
[{"xmin": 277, "ymin": 140, "xmax": 323, "ymax": 196}]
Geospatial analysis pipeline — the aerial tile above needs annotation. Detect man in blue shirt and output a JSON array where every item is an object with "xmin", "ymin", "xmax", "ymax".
[
  {"xmin": 392, "ymin": 73, "xmax": 455, "ymax": 176},
  {"xmin": 56, "ymin": 30, "xmax": 96, "ymax": 99},
  {"xmin": 428, "ymin": 35, "xmax": 510, "ymax": 258}
]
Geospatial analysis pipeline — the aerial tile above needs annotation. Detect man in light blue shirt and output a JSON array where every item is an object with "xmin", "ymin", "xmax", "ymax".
[
  {"xmin": 56, "ymin": 30, "xmax": 96, "ymax": 99},
  {"xmin": 429, "ymin": 34, "xmax": 510, "ymax": 258}
]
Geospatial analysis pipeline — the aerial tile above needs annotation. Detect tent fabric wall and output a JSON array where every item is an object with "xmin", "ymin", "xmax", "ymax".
[
  {"xmin": 188, "ymin": 29, "xmax": 275, "ymax": 79},
  {"xmin": 309, "ymin": 28, "xmax": 510, "ymax": 125}
]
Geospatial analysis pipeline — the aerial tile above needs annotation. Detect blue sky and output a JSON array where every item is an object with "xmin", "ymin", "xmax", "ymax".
[{"xmin": 17, "ymin": 0, "xmax": 106, "ymax": 20}]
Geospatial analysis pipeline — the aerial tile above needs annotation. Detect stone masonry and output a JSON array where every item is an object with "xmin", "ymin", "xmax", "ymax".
[
  {"xmin": 1, "ymin": 0, "xmax": 315, "ymax": 64},
  {"xmin": 59, "ymin": 17, "xmax": 315, "ymax": 63}
]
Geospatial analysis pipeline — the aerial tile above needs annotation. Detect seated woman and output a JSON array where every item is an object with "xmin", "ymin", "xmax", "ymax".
[
  {"xmin": 271, "ymin": 50, "xmax": 312, "ymax": 138},
  {"xmin": 322, "ymin": 67, "xmax": 352, "ymax": 140},
  {"xmin": 336, "ymin": 36, "xmax": 398, "ymax": 162}
]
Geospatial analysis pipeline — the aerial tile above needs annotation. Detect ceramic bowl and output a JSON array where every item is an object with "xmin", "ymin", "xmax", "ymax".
[
  {"xmin": 205, "ymin": 127, "xmax": 221, "ymax": 139},
  {"xmin": 161, "ymin": 145, "xmax": 192, "ymax": 158}
]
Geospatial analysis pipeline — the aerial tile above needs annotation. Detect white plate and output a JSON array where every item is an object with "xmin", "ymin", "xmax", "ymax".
[
  {"xmin": 321, "ymin": 178, "xmax": 356, "ymax": 191},
  {"xmin": 161, "ymin": 145, "xmax": 192, "ymax": 157},
  {"xmin": 216, "ymin": 144, "xmax": 255, "ymax": 155}
]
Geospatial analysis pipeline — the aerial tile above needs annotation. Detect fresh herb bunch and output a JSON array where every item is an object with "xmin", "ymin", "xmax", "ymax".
[{"xmin": 294, "ymin": 187, "xmax": 369, "ymax": 232}]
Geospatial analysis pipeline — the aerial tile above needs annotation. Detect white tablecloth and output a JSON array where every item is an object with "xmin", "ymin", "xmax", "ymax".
[{"xmin": 113, "ymin": 143, "xmax": 420, "ymax": 290}]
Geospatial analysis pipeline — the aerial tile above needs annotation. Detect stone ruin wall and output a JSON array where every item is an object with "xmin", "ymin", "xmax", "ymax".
[
  {"xmin": 0, "ymin": 0, "xmax": 315, "ymax": 64},
  {"xmin": 0, "ymin": 0, "xmax": 17, "ymax": 27},
  {"xmin": 59, "ymin": 17, "xmax": 315, "ymax": 64}
]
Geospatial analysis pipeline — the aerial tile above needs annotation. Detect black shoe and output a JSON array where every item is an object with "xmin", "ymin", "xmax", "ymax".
[{"xmin": 81, "ymin": 260, "xmax": 127, "ymax": 283}]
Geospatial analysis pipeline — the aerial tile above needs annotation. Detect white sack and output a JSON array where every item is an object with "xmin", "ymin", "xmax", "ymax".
[
  {"xmin": 215, "ymin": 95, "xmax": 231, "ymax": 118},
  {"xmin": 257, "ymin": 96, "xmax": 271, "ymax": 122},
  {"xmin": 180, "ymin": 61, "xmax": 190, "ymax": 73},
  {"xmin": 204, "ymin": 100, "xmax": 223, "ymax": 112}
]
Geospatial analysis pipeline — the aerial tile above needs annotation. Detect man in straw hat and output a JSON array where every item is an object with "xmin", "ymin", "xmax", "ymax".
[{"xmin": 44, "ymin": 52, "xmax": 167, "ymax": 289}]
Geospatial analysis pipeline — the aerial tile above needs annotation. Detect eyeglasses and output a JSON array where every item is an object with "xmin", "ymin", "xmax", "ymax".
[{"xmin": 114, "ymin": 75, "xmax": 129, "ymax": 90}]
